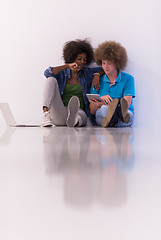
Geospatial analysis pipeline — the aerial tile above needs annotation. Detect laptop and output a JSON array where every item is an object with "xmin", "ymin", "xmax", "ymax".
[{"xmin": 0, "ymin": 103, "xmax": 40, "ymax": 127}]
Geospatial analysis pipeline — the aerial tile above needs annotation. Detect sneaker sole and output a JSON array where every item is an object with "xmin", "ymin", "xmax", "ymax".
[
  {"xmin": 41, "ymin": 122, "xmax": 53, "ymax": 127},
  {"xmin": 101, "ymin": 98, "xmax": 119, "ymax": 128},
  {"xmin": 120, "ymin": 98, "xmax": 130, "ymax": 123},
  {"xmin": 66, "ymin": 96, "xmax": 80, "ymax": 127}
]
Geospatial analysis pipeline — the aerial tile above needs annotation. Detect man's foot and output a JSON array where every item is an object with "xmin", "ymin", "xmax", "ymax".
[
  {"xmin": 41, "ymin": 111, "xmax": 53, "ymax": 127},
  {"xmin": 119, "ymin": 98, "xmax": 130, "ymax": 123},
  {"xmin": 101, "ymin": 98, "xmax": 119, "ymax": 128},
  {"xmin": 66, "ymin": 96, "xmax": 80, "ymax": 127}
]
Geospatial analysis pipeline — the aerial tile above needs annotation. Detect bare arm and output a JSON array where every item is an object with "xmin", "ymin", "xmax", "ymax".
[
  {"xmin": 92, "ymin": 70, "xmax": 105, "ymax": 90},
  {"xmin": 89, "ymin": 99, "xmax": 104, "ymax": 115},
  {"xmin": 123, "ymin": 96, "xmax": 132, "ymax": 108},
  {"xmin": 52, "ymin": 62, "xmax": 80, "ymax": 75}
]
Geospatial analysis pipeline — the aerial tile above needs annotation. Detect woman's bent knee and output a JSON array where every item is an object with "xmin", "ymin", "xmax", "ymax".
[{"xmin": 47, "ymin": 77, "xmax": 57, "ymax": 85}]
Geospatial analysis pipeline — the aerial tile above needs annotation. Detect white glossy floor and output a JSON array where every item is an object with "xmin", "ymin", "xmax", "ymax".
[{"xmin": 0, "ymin": 125, "xmax": 161, "ymax": 240}]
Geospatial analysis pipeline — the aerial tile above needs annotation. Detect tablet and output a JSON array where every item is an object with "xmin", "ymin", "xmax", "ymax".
[{"xmin": 86, "ymin": 94, "xmax": 101, "ymax": 101}]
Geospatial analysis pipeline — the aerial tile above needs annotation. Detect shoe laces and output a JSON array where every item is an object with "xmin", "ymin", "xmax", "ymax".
[{"xmin": 43, "ymin": 111, "xmax": 52, "ymax": 121}]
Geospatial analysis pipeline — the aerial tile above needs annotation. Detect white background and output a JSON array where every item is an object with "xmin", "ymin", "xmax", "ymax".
[{"xmin": 0, "ymin": 0, "xmax": 161, "ymax": 127}]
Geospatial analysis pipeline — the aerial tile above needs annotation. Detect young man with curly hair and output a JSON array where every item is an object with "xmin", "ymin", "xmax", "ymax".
[
  {"xmin": 89, "ymin": 41, "xmax": 135, "ymax": 127},
  {"xmin": 42, "ymin": 39, "xmax": 102, "ymax": 127}
]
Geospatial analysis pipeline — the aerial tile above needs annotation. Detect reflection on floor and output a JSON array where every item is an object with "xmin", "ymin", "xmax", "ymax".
[{"xmin": 0, "ymin": 126, "xmax": 161, "ymax": 240}]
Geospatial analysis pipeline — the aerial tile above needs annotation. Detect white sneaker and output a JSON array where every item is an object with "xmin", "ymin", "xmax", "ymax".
[
  {"xmin": 41, "ymin": 111, "xmax": 53, "ymax": 127},
  {"xmin": 66, "ymin": 96, "xmax": 80, "ymax": 127}
]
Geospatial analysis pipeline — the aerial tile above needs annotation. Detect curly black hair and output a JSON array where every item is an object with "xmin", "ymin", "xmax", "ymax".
[
  {"xmin": 94, "ymin": 41, "xmax": 128, "ymax": 71},
  {"xmin": 62, "ymin": 39, "xmax": 94, "ymax": 65}
]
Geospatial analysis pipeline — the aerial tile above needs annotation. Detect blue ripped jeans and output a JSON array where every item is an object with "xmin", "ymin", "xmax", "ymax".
[{"xmin": 95, "ymin": 105, "xmax": 134, "ymax": 127}]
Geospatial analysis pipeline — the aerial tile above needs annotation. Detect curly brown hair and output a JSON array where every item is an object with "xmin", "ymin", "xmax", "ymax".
[
  {"xmin": 62, "ymin": 39, "xmax": 94, "ymax": 65},
  {"xmin": 94, "ymin": 41, "xmax": 128, "ymax": 71}
]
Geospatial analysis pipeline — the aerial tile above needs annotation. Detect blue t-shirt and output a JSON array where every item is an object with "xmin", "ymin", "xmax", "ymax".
[{"xmin": 90, "ymin": 71, "xmax": 135, "ymax": 114}]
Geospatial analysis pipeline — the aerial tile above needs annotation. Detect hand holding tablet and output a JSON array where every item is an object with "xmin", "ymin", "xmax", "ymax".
[{"xmin": 86, "ymin": 94, "xmax": 102, "ymax": 102}]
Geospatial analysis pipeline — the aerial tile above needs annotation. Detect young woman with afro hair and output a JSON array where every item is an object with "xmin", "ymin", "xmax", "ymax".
[
  {"xmin": 89, "ymin": 41, "xmax": 135, "ymax": 127},
  {"xmin": 42, "ymin": 39, "xmax": 103, "ymax": 127}
]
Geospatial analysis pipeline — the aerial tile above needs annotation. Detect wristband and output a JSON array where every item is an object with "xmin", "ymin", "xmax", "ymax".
[{"xmin": 94, "ymin": 72, "xmax": 100, "ymax": 76}]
